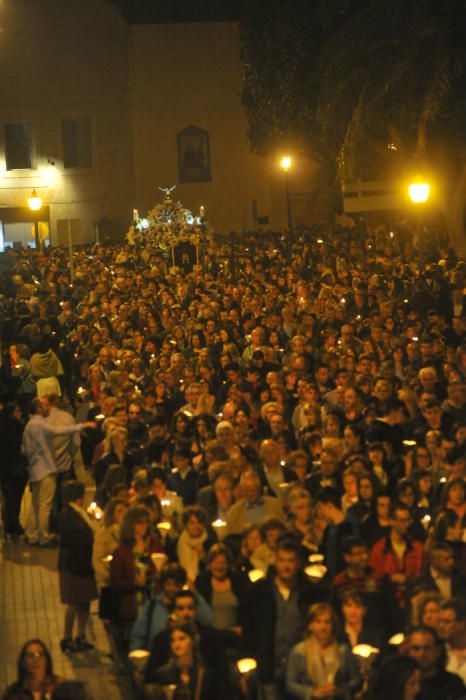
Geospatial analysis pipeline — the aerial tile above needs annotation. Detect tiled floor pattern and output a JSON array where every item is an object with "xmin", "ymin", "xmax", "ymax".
[{"xmin": 0, "ymin": 484, "xmax": 133, "ymax": 699}]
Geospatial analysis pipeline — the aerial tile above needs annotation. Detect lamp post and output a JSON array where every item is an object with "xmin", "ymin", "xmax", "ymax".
[
  {"xmin": 280, "ymin": 155, "xmax": 292, "ymax": 231},
  {"xmin": 28, "ymin": 189, "xmax": 42, "ymax": 250},
  {"xmin": 408, "ymin": 178, "xmax": 430, "ymax": 204},
  {"xmin": 408, "ymin": 176, "xmax": 430, "ymax": 241}
]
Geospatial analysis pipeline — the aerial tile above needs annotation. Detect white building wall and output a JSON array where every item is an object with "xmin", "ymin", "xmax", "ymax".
[
  {"xmin": 0, "ymin": 2, "xmax": 318, "ymax": 244},
  {"xmin": 0, "ymin": 0, "xmax": 134, "ymax": 243}
]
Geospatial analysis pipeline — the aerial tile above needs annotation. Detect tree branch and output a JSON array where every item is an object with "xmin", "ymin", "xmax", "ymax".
[{"xmin": 415, "ymin": 118, "xmax": 427, "ymax": 158}]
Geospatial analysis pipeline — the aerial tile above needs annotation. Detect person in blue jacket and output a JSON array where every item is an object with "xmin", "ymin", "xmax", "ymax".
[
  {"xmin": 129, "ymin": 563, "xmax": 212, "ymax": 651},
  {"xmin": 286, "ymin": 602, "xmax": 361, "ymax": 700}
]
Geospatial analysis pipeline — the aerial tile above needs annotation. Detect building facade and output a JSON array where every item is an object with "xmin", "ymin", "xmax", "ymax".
[{"xmin": 0, "ymin": 0, "xmax": 317, "ymax": 248}]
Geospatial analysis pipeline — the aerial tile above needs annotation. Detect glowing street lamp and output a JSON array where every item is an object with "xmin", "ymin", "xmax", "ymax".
[
  {"xmin": 408, "ymin": 178, "xmax": 430, "ymax": 204},
  {"xmin": 28, "ymin": 189, "xmax": 42, "ymax": 211},
  {"xmin": 28, "ymin": 189, "xmax": 42, "ymax": 249},
  {"xmin": 279, "ymin": 155, "xmax": 293, "ymax": 233},
  {"xmin": 280, "ymin": 155, "xmax": 292, "ymax": 172},
  {"xmin": 408, "ymin": 176, "xmax": 430, "ymax": 238}
]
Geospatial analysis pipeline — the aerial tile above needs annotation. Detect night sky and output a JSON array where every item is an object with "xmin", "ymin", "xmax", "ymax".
[{"xmin": 108, "ymin": 0, "xmax": 242, "ymax": 23}]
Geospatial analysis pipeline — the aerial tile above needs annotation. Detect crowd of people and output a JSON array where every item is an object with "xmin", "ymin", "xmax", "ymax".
[{"xmin": 0, "ymin": 219, "xmax": 465, "ymax": 700}]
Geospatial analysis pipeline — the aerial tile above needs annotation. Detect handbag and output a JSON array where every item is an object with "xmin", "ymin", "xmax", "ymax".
[{"xmin": 98, "ymin": 586, "xmax": 119, "ymax": 620}]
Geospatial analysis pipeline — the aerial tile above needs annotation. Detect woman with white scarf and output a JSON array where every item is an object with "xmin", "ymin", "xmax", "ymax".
[
  {"xmin": 177, "ymin": 505, "xmax": 213, "ymax": 585},
  {"xmin": 286, "ymin": 603, "xmax": 361, "ymax": 699},
  {"xmin": 92, "ymin": 497, "xmax": 128, "ymax": 589}
]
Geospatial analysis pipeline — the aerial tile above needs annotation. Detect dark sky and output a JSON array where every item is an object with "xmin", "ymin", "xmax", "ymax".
[{"xmin": 108, "ymin": 0, "xmax": 242, "ymax": 23}]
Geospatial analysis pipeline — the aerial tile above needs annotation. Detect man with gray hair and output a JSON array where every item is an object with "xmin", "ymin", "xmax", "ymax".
[
  {"xmin": 226, "ymin": 467, "xmax": 284, "ymax": 535},
  {"xmin": 45, "ymin": 393, "xmax": 84, "ymax": 530},
  {"xmin": 21, "ymin": 397, "xmax": 94, "ymax": 546}
]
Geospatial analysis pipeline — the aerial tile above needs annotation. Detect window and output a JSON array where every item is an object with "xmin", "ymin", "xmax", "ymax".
[
  {"xmin": 5, "ymin": 123, "xmax": 34, "ymax": 169},
  {"xmin": 62, "ymin": 118, "xmax": 92, "ymax": 168}
]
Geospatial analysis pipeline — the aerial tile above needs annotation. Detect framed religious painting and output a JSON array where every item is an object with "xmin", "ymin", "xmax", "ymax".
[{"xmin": 177, "ymin": 125, "xmax": 212, "ymax": 183}]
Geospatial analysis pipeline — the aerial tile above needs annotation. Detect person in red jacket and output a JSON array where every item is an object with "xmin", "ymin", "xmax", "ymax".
[
  {"xmin": 110, "ymin": 504, "xmax": 164, "ymax": 649},
  {"xmin": 370, "ymin": 502, "xmax": 424, "ymax": 619}
]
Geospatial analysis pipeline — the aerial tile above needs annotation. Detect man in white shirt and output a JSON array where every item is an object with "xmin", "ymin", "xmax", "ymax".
[
  {"xmin": 21, "ymin": 397, "xmax": 94, "ymax": 546},
  {"xmin": 407, "ymin": 541, "xmax": 466, "ymax": 602},
  {"xmin": 45, "ymin": 393, "xmax": 84, "ymax": 530},
  {"xmin": 439, "ymin": 599, "xmax": 466, "ymax": 685}
]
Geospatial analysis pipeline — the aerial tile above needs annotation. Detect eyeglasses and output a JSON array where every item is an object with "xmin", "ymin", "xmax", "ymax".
[{"xmin": 25, "ymin": 651, "xmax": 45, "ymax": 659}]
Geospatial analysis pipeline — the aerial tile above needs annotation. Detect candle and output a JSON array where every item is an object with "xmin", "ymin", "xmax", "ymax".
[
  {"xmin": 151, "ymin": 552, "xmax": 168, "ymax": 570},
  {"xmin": 128, "ymin": 649, "xmax": 150, "ymax": 670},
  {"xmin": 248, "ymin": 569, "xmax": 265, "ymax": 583},
  {"xmin": 305, "ymin": 564, "xmax": 327, "ymax": 580},
  {"xmin": 389, "ymin": 633, "xmax": 405, "ymax": 646},
  {"xmin": 87, "ymin": 502, "xmax": 103, "ymax": 520},
  {"xmin": 237, "ymin": 658, "xmax": 257, "ymax": 674},
  {"xmin": 133, "ymin": 209, "xmax": 139, "ymax": 222},
  {"xmin": 200, "ymin": 205, "xmax": 205, "ymax": 218},
  {"xmin": 422, "ymin": 513, "xmax": 431, "ymax": 528},
  {"xmin": 162, "ymin": 685, "xmax": 177, "ymax": 700},
  {"xmin": 308, "ymin": 553, "xmax": 325, "ymax": 564},
  {"xmin": 212, "ymin": 519, "xmax": 227, "ymax": 540},
  {"xmin": 353, "ymin": 644, "xmax": 378, "ymax": 659}
]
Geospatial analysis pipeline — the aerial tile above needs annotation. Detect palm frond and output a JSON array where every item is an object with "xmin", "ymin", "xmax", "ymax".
[{"xmin": 422, "ymin": 56, "xmax": 454, "ymax": 123}]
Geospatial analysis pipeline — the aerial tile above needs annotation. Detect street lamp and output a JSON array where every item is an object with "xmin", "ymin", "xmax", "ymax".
[
  {"xmin": 408, "ymin": 176, "xmax": 430, "ymax": 239},
  {"xmin": 280, "ymin": 156, "xmax": 291, "ymax": 172},
  {"xmin": 280, "ymin": 155, "xmax": 292, "ymax": 231},
  {"xmin": 408, "ymin": 177, "xmax": 430, "ymax": 204},
  {"xmin": 28, "ymin": 189, "xmax": 42, "ymax": 249}
]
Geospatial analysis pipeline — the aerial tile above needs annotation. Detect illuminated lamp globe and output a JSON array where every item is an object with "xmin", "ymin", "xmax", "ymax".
[
  {"xmin": 28, "ymin": 189, "xmax": 42, "ymax": 211},
  {"xmin": 280, "ymin": 155, "xmax": 292, "ymax": 172},
  {"xmin": 408, "ymin": 180, "xmax": 430, "ymax": 204}
]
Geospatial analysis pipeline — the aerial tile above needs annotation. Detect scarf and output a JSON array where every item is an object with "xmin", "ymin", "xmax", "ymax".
[
  {"xmin": 30, "ymin": 349, "xmax": 64, "ymax": 378},
  {"xmin": 305, "ymin": 636, "xmax": 340, "ymax": 689},
  {"xmin": 177, "ymin": 529, "xmax": 207, "ymax": 582}
]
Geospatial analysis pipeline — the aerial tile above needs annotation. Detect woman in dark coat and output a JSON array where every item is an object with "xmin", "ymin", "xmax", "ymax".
[
  {"xmin": 0, "ymin": 402, "xmax": 28, "ymax": 541},
  {"xmin": 145, "ymin": 623, "xmax": 217, "ymax": 700},
  {"xmin": 58, "ymin": 480, "xmax": 97, "ymax": 654},
  {"xmin": 195, "ymin": 543, "xmax": 249, "ymax": 647},
  {"xmin": 109, "ymin": 505, "xmax": 163, "ymax": 639}
]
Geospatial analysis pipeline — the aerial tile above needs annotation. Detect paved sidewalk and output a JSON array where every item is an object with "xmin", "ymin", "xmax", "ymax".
[{"xmin": 0, "ymin": 541, "xmax": 134, "ymax": 699}]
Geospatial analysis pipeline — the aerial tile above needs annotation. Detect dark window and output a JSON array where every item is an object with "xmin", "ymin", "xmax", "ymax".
[
  {"xmin": 62, "ymin": 118, "xmax": 92, "ymax": 168},
  {"xmin": 5, "ymin": 123, "xmax": 33, "ymax": 169}
]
